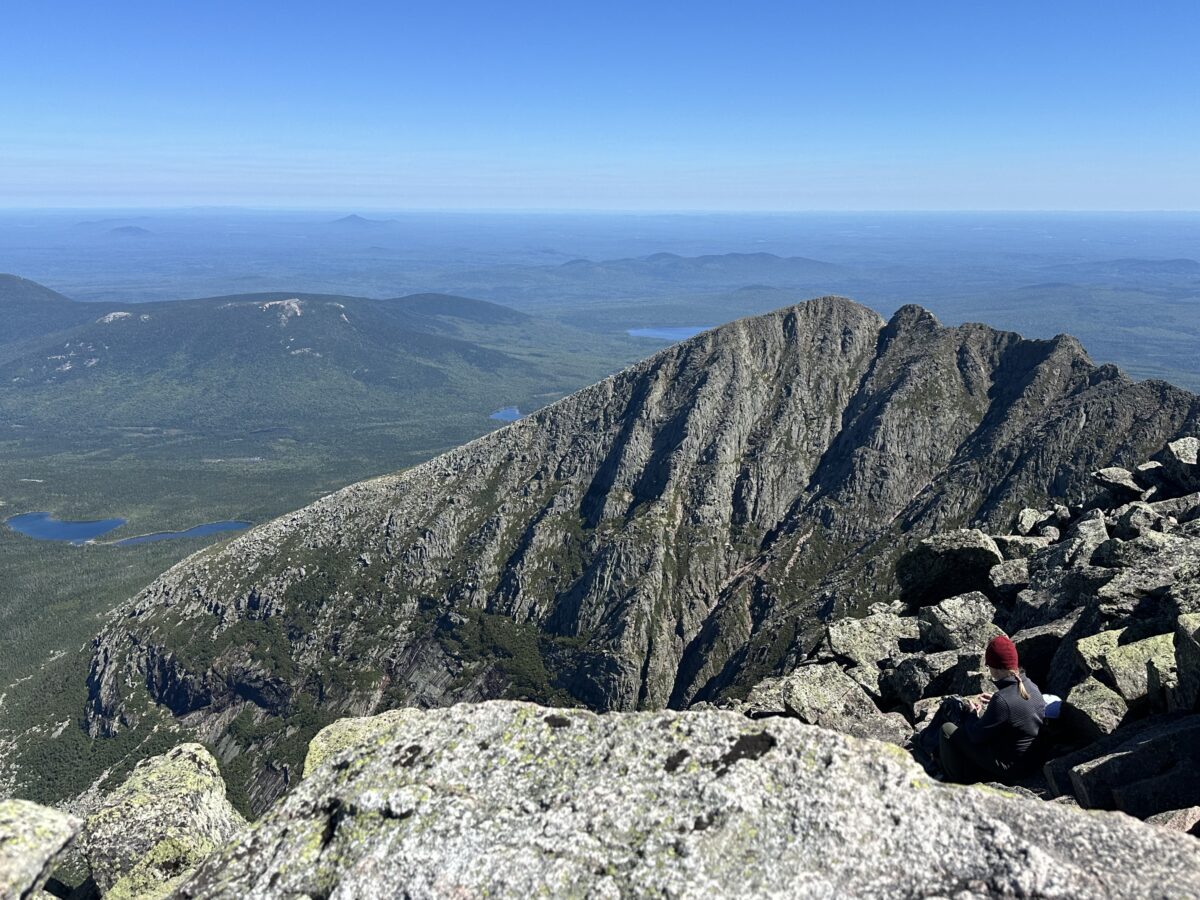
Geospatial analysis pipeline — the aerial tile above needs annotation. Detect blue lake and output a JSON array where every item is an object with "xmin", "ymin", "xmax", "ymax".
[
  {"xmin": 6, "ymin": 512, "xmax": 250, "ymax": 546},
  {"xmin": 6, "ymin": 512, "xmax": 127, "ymax": 544},
  {"xmin": 627, "ymin": 326, "xmax": 712, "ymax": 342},
  {"xmin": 490, "ymin": 406, "xmax": 523, "ymax": 422}
]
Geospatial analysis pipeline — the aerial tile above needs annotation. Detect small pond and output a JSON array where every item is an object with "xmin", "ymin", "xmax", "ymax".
[
  {"xmin": 115, "ymin": 521, "xmax": 251, "ymax": 546},
  {"xmin": 627, "ymin": 326, "xmax": 712, "ymax": 342},
  {"xmin": 489, "ymin": 406, "xmax": 523, "ymax": 422}
]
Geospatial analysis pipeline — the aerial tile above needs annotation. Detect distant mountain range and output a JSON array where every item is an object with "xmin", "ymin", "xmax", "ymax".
[{"xmin": 1044, "ymin": 258, "xmax": 1200, "ymax": 279}]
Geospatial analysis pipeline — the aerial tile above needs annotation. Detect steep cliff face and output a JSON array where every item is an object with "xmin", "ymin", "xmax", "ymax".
[{"xmin": 84, "ymin": 297, "xmax": 1200, "ymax": 813}]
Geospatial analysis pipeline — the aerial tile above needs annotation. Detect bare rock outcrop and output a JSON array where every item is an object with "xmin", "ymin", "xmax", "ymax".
[
  {"xmin": 0, "ymin": 799, "xmax": 80, "ymax": 900},
  {"xmin": 79, "ymin": 744, "xmax": 246, "ymax": 900},
  {"xmin": 172, "ymin": 702, "xmax": 1200, "ymax": 899}
]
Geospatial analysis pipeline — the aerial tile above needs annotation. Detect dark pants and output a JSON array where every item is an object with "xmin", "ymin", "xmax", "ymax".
[{"xmin": 939, "ymin": 722, "xmax": 1009, "ymax": 784}]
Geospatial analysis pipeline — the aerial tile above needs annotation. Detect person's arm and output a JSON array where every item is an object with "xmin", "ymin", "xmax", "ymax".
[{"xmin": 963, "ymin": 692, "xmax": 1010, "ymax": 745}]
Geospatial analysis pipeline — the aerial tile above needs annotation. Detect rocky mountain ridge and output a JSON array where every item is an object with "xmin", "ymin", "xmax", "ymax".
[{"xmin": 80, "ymin": 297, "xmax": 1200, "ymax": 815}]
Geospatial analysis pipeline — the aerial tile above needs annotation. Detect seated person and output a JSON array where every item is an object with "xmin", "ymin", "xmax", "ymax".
[{"xmin": 939, "ymin": 635, "xmax": 1046, "ymax": 784}]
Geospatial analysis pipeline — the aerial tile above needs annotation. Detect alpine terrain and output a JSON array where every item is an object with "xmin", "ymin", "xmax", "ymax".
[{"xmin": 79, "ymin": 297, "xmax": 1199, "ymax": 813}]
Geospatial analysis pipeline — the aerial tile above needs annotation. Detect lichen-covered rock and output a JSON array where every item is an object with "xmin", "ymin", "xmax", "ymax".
[
  {"xmin": 1100, "ymin": 633, "xmax": 1176, "ymax": 706},
  {"xmin": 1147, "ymin": 806, "xmax": 1200, "ymax": 834},
  {"xmin": 917, "ymin": 591, "xmax": 1000, "ymax": 651},
  {"xmin": 1091, "ymin": 467, "xmax": 1144, "ymax": 504},
  {"xmin": 81, "ymin": 744, "xmax": 246, "ymax": 900},
  {"xmin": 1150, "ymin": 491, "xmax": 1200, "ymax": 524},
  {"xmin": 1076, "ymin": 628, "xmax": 1124, "ymax": 676},
  {"xmin": 1065, "ymin": 676, "xmax": 1128, "ymax": 737},
  {"xmin": 988, "ymin": 557, "xmax": 1030, "ymax": 600},
  {"xmin": 0, "ymin": 799, "xmax": 80, "ymax": 900},
  {"xmin": 1111, "ymin": 502, "xmax": 1163, "ymax": 540},
  {"xmin": 881, "ymin": 650, "xmax": 983, "ymax": 710},
  {"xmin": 172, "ymin": 702, "xmax": 1200, "ymax": 899},
  {"xmin": 776, "ymin": 663, "xmax": 910, "ymax": 745},
  {"xmin": 1160, "ymin": 437, "xmax": 1200, "ymax": 494},
  {"xmin": 1015, "ymin": 507, "xmax": 1050, "ymax": 536},
  {"xmin": 993, "ymin": 534, "xmax": 1051, "ymax": 560},
  {"xmin": 303, "ymin": 709, "xmax": 419, "ymax": 778},
  {"xmin": 1066, "ymin": 716, "xmax": 1200, "ymax": 819},
  {"xmin": 896, "ymin": 529, "xmax": 1004, "ymax": 606},
  {"xmin": 1176, "ymin": 614, "xmax": 1200, "ymax": 712},
  {"xmin": 825, "ymin": 611, "xmax": 918, "ymax": 671}
]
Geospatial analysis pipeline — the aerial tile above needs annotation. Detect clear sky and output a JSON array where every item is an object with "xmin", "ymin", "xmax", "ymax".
[{"xmin": 1, "ymin": 1, "xmax": 1197, "ymax": 210}]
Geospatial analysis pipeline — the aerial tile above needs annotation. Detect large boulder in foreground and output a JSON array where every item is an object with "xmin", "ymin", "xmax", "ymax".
[
  {"xmin": 0, "ymin": 799, "xmax": 81, "ymax": 900},
  {"xmin": 175, "ymin": 702, "xmax": 1200, "ymax": 899},
  {"xmin": 81, "ymin": 744, "xmax": 246, "ymax": 900}
]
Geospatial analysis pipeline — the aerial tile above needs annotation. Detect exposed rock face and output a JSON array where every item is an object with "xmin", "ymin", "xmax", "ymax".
[
  {"xmin": 302, "ymin": 709, "xmax": 415, "ymax": 778},
  {"xmin": 917, "ymin": 591, "xmax": 1001, "ymax": 650},
  {"xmin": 172, "ymin": 702, "xmax": 1200, "ymax": 899},
  {"xmin": 740, "ymin": 663, "xmax": 910, "ymax": 744},
  {"xmin": 896, "ymin": 530, "xmax": 1004, "ymax": 605},
  {"xmin": 0, "ymin": 799, "xmax": 80, "ymax": 900},
  {"xmin": 84, "ymin": 298, "xmax": 1200, "ymax": 812},
  {"xmin": 79, "ymin": 744, "xmax": 246, "ymax": 900}
]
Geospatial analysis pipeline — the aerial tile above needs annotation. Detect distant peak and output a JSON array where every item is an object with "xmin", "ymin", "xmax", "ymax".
[{"xmin": 330, "ymin": 214, "xmax": 393, "ymax": 226}]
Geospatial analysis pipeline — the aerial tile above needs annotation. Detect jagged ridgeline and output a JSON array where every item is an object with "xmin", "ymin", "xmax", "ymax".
[{"xmin": 85, "ymin": 297, "xmax": 1200, "ymax": 813}]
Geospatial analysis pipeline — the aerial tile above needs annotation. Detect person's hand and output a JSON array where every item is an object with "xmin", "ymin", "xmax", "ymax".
[{"xmin": 979, "ymin": 692, "xmax": 993, "ymax": 704}]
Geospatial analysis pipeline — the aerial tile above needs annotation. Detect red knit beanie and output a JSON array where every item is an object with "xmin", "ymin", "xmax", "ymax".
[{"xmin": 985, "ymin": 635, "xmax": 1019, "ymax": 671}]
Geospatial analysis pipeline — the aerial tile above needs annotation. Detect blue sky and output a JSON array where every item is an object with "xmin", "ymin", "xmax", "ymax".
[{"xmin": 1, "ymin": 1, "xmax": 1197, "ymax": 210}]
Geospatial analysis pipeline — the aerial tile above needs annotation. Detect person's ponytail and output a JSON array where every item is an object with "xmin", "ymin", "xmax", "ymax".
[{"xmin": 1013, "ymin": 670, "xmax": 1030, "ymax": 701}]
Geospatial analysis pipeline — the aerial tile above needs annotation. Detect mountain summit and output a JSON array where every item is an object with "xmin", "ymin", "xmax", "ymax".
[{"xmin": 85, "ymin": 297, "xmax": 1199, "ymax": 812}]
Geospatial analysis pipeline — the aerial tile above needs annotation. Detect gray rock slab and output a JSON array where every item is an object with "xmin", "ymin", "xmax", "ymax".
[
  {"xmin": 993, "ymin": 534, "xmax": 1051, "ymax": 560},
  {"xmin": 0, "ymin": 799, "xmax": 81, "ymax": 900},
  {"xmin": 917, "ymin": 591, "xmax": 1001, "ymax": 651},
  {"xmin": 173, "ymin": 702, "xmax": 1200, "ymax": 900},
  {"xmin": 1177, "ymin": 613, "xmax": 1200, "ymax": 712},
  {"xmin": 1160, "ymin": 437, "xmax": 1200, "ymax": 494},
  {"xmin": 1065, "ymin": 676, "xmax": 1128, "ymax": 738}
]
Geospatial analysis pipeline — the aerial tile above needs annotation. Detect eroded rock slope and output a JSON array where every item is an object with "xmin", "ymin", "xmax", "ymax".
[{"xmin": 85, "ymin": 298, "xmax": 1200, "ymax": 813}]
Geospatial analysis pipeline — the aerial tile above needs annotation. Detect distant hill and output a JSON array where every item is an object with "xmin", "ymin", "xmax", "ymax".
[
  {"xmin": 0, "ymin": 274, "xmax": 102, "ymax": 345},
  {"xmin": 0, "ymin": 281, "xmax": 595, "ymax": 439},
  {"xmin": 329, "ymin": 214, "xmax": 396, "ymax": 228},
  {"xmin": 392, "ymin": 292, "xmax": 531, "ymax": 327},
  {"xmin": 107, "ymin": 225, "xmax": 153, "ymax": 237}
]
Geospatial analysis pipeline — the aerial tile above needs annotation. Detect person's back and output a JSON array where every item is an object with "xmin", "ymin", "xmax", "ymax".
[
  {"xmin": 962, "ymin": 671, "xmax": 1045, "ymax": 768},
  {"xmin": 938, "ymin": 635, "xmax": 1046, "ymax": 783}
]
